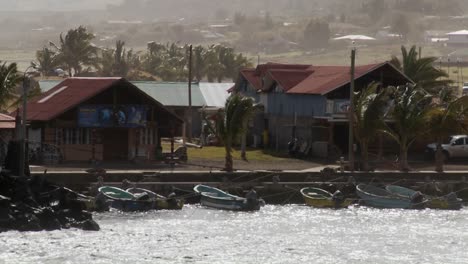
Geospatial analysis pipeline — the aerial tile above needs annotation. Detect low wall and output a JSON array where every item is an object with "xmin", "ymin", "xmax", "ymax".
[{"xmin": 36, "ymin": 170, "xmax": 468, "ymax": 204}]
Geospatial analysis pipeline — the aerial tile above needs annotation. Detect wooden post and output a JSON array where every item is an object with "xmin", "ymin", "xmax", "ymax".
[
  {"xmin": 348, "ymin": 48, "xmax": 356, "ymax": 171},
  {"xmin": 187, "ymin": 45, "xmax": 193, "ymax": 143}
]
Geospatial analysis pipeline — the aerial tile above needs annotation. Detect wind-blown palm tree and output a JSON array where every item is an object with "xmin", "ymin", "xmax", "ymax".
[
  {"xmin": 0, "ymin": 61, "xmax": 21, "ymax": 111},
  {"xmin": 353, "ymin": 82, "xmax": 392, "ymax": 171},
  {"xmin": 53, "ymin": 26, "xmax": 98, "ymax": 77},
  {"xmin": 35, "ymin": 47, "xmax": 59, "ymax": 77},
  {"xmin": 215, "ymin": 94, "xmax": 259, "ymax": 171},
  {"xmin": 424, "ymin": 89, "xmax": 468, "ymax": 172},
  {"xmin": 382, "ymin": 84, "xmax": 432, "ymax": 171},
  {"xmin": 390, "ymin": 45, "xmax": 451, "ymax": 94}
]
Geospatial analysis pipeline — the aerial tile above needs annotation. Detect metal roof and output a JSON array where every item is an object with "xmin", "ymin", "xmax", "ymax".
[
  {"xmin": 27, "ymin": 77, "xmax": 122, "ymax": 121},
  {"xmin": 0, "ymin": 113, "xmax": 15, "ymax": 129},
  {"xmin": 236, "ymin": 62, "xmax": 412, "ymax": 95},
  {"xmin": 134, "ymin": 82, "xmax": 205, "ymax": 107},
  {"xmin": 38, "ymin": 81, "xmax": 232, "ymax": 108},
  {"xmin": 199, "ymin": 82, "xmax": 231, "ymax": 108}
]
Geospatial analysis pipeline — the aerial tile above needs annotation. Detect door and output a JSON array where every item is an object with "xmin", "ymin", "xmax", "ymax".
[
  {"xmin": 102, "ymin": 128, "xmax": 129, "ymax": 160},
  {"xmin": 450, "ymin": 137, "xmax": 466, "ymax": 158}
]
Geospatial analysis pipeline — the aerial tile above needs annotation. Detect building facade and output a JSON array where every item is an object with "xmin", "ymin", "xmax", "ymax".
[
  {"xmin": 24, "ymin": 77, "xmax": 182, "ymax": 163},
  {"xmin": 231, "ymin": 62, "xmax": 412, "ymax": 156}
]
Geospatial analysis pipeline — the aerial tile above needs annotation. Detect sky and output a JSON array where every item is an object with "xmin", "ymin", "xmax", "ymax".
[{"xmin": 0, "ymin": 0, "xmax": 123, "ymax": 11}]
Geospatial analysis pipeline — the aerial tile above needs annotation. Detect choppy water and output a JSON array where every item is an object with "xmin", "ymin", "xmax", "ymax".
[{"xmin": 0, "ymin": 205, "xmax": 467, "ymax": 264}]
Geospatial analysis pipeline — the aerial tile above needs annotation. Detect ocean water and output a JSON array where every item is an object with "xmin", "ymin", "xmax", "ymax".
[{"xmin": 0, "ymin": 205, "xmax": 467, "ymax": 264}]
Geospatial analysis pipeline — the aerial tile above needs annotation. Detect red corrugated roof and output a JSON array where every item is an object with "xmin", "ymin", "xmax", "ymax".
[
  {"xmin": 25, "ymin": 77, "xmax": 122, "ymax": 121},
  {"xmin": 266, "ymin": 69, "xmax": 314, "ymax": 92},
  {"xmin": 238, "ymin": 62, "xmax": 408, "ymax": 95},
  {"xmin": 288, "ymin": 63, "xmax": 384, "ymax": 94},
  {"xmin": 240, "ymin": 69, "xmax": 262, "ymax": 91},
  {"xmin": 0, "ymin": 113, "xmax": 15, "ymax": 129}
]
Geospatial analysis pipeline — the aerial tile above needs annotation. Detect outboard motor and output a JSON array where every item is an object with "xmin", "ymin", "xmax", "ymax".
[
  {"xmin": 445, "ymin": 192, "xmax": 458, "ymax": 202},
  {"xmin": 410, "ymin": 191, "xmax": 425, "ymax": 207},
  {"xmin": 245, "ymin": 188, "xmax": 260, "ymax": 210},
  {"xmin": 331, "ymin": 190, "xmax": 345, "ymax": 207}
]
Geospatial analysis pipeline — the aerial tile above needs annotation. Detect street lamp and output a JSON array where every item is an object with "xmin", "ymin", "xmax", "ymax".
[{"xmin": 18, "ymin": 63, "xmax": 37, "ymax": 177}]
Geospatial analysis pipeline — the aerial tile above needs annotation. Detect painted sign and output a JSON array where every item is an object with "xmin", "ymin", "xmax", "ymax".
[
  {"xmin": 78, "ymin": 105, "xmax": 147, "ymax": 128},
  {"xmin": 335, "ymin": 101, "xmax": 350, "ymax": 113}
]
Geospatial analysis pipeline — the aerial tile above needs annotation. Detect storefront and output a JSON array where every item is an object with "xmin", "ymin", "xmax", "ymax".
[{"xmin": 24, "ymin": 77, "xmax": 182, "ymax": 163}]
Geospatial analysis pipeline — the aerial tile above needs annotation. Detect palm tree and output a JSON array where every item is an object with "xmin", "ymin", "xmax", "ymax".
[
  {"xmin": 381, "ymin": 84, "xmax": 432, "ymax": 171},
  {"xmin": 215, "ymin": 94, "xmax": 259, "ymax": 171},
  {"xmin": 98, "ymin": 40, "xmax": 132, "ymax": 77},
  {"xmin": 390, "ymin": 45, "xmax": 451, "ymax": 94},
  {"xmin": 352, "ymin": 82, "xmax": 391, "ymax": 171},
  {"xmin": 53, "ymin": 26, "xmax": 98, "ymax": 77},
  {"xmin": 35, "ymin": 47, "xmax": 59, "ymax": 77},
  {"xmin": 0, "ymin": 61, "xmax": 21, "ymax": 111},
  {"xmin": 424, "ymin": 89, "xmax": 468, "ymax": 172}
]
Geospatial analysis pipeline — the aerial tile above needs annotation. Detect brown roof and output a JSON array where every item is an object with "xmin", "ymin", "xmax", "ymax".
[
  {"xmin": 0, "ymin": 113, "xmax": 15, "ymax": 129},
  {"xmin": 23, "ymin": 77, "xmax": 183, "ymax": 124},
  {"xmin": 237, "ymin": 62, "xmax": 411, "ymax": 95},
  {"xmin": 25, "ymin": 77, "xmax": 122, "ymax": 121}
]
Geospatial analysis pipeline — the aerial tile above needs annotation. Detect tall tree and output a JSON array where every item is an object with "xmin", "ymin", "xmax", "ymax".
[
  {"xmin": 424, "ymin": 89, "xmax": 468, "ymax": 172},
  {"xmin": 0, "ymin": 62, "xmax": 21, "ymax": 111},
  {"xmin": 381, "ymin": 84, "xmax": 432, "ymax": 171},
  {"xmin": 53, "ymin": 26, "xmax": 98, "ymax": 77},
  {"xmin": 98, "ymin": 40, "xmax": 132, "ymax": 77},
  {"xmin": 35, "ymin": 47, "xmax": 59, "ymax": 77},
  {"xmin": 215, "ymin": 94, "xmax": 259, "ymax": 171},
  {"xmin": 353, "ymin": 82, "xmax": 391, "ymax": 171},
  {"xmin": 390, "ymin": 45, "xmax": 451, "ymax": 94}
]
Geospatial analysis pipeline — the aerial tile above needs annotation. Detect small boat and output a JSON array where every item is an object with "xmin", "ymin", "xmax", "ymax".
[
  {"xmin": 386, "ymin": 185, "xmax": 461, "ymax": 210},
  {"xmin": 300, "ymin": 187, "xmax": 353, "ymax": 208},
  {"xmin": 126, "ymin": 187, "xmax": 184, "ymax": 210},
  {"xmin": 193, "ymin": 184, "xmax": 264, "ymax": 211},
  {"xmin": 97, "ymin": 186, "xmax": 152, "ymax": 212},
  {"xmin": 356, "ymin": 184, "xmax": 425, "ymax": 209}
]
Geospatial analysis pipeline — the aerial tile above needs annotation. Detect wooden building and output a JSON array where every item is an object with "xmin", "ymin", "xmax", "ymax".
[
  {"xmin": 23, "ymin": 77, "xmax": 182, "ymax": 163},
  {"xmin": 231, "ymin": 62, "xmax": 412, "ymax": 156}
]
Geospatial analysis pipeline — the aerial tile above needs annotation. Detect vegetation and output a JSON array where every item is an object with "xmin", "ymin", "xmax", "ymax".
[
  {"xmin": 0, "ymin": 62, "xmax": 21, "ymax": 111},
  {"xmin": 352, "ymin": 82, "xmax": 391, "ymax": 171},
  {"xmin": 215, "ymin": 94, "xmax": 259, "ymax": 171},
  {"xmin": 424, "ymin": 90, "xmax": 468, "ymax": 172},
  {"xmin": 381, "ymin": 84, "xmax": 432, "ymax": 171},
  {"xmin": 51, "ymin": 26, "xmax": 99, "ymax": 77},
  {"xmin": 36, "ymin": 26, "xmax": 251, "ymax": 82},
  {"xmin": 390, "ymin": 45, "xmax": 451, "ymax": 94}
]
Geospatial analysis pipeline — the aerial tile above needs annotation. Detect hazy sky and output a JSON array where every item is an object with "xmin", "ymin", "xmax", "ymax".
[{"xmin": 0, "ymin": 0, "xmax": 123, "ymax": 11}]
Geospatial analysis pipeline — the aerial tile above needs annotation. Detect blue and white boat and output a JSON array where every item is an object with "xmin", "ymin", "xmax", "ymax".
[
  {"xmin": 356, "ymin": 184, "xmax": 425, "ymax": 209},
  {"xmin": 193, "ymin": 184, "xmax": 263, "ymax": 211}
]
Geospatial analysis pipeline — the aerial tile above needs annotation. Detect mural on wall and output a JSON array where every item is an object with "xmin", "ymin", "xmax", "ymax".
[{"xmin": 78, "ymin": 105, "xmax": 148, "ymax": 128}]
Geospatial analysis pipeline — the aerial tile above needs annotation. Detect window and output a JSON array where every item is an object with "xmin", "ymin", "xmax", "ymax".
[
  {"xmin": 60, "ymin": 128, "xmax": 90, "ymax": 144},
  {"xmin": 140, "ymin": 128, "xmax": 157, "ymax": 145},
  {"xmin": 454, "ymin": 138, "xmax": 465, "ymax": 145}
]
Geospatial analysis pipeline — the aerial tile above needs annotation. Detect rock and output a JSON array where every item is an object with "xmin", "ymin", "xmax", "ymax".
[
  {"xmin": 80, "ymin": 219, "xmax": 100, "ymax": 231},
  {"xmin": 36, "ymin": 207, "xmax": 61, "ymax": 231}
]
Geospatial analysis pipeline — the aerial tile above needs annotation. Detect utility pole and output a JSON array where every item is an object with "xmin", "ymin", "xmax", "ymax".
[
  {"xmin": 187, "ymin": 45, "xmax": 193, "ymax": 142},
  {"xmin": 348, "ymin": 48, "xmax": 356, "ymax": 172}
]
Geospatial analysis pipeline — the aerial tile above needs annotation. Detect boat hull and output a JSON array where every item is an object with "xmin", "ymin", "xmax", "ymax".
[
  {"xmin": 427, "ymin": 196, "xmax": 462, "ymax": 210},
  {"xmin": 194, "ymin": 185, "xmax": 262, "ymax": 211},
  {"xmin": 357, "ymin": 184, "xmax": 419, "ymax": 209},
  {"xmin": 300, "ymin": 187, "xmax": 353, "ymax": 208}
]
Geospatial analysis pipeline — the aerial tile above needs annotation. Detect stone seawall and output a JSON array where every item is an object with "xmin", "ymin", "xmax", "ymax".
[{"xmin": 36, "ymin": 170, "xmax": 468, "ymax": 204}]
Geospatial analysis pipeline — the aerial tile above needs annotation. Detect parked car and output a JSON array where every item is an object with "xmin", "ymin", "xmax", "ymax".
[
  {"xmin": 462, "ymin": 83, "xmax": 468, "ymax": 96},
  {"xmin": 425, "ymin": 135, "xmax": 468, "ymax": 160}
]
